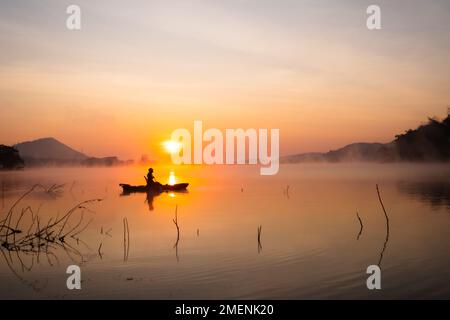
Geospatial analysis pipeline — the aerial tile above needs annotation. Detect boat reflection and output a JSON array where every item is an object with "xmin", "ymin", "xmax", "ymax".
[{"xmin": 120, "ymin": 189, "xmax": 189, "ymax": 211}]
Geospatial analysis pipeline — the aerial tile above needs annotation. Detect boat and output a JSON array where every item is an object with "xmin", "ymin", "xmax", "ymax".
[{"xmin": 119, "ymin": 183, "xmax": 189, "ymax": 193}]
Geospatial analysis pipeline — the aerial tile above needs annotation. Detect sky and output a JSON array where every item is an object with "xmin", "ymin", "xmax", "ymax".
[{"xmin": 0, "ymin": 0, "xmax": 449, "ymax": 159}]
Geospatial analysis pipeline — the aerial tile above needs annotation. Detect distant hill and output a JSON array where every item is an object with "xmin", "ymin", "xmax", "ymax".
[
  {"xmin": 12, "ymin": 137, "xmax": 130, "ymax": 167},
  {"xmin": 282, "ymin": 142, "xmax": 396, "ymax": 163},
  {"xmin": 283, "ymin": 114, "xmax": 450, "ymax": 163},
  {"xmin": 395, "ymin": 115, "xmax": 450, "ymax": 161},
  {"xmin": 14, "ymin": 137, "xmax": 87, "ymax": 161}
]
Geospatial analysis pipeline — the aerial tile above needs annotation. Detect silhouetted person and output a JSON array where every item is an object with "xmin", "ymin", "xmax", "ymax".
[
  {"xmin": 145, "ymin": 168, "xmax": 163, "ymax": 190},
  {"xmin": 145, "ymin": 168, "xmax": 155, "ymax": 186}
]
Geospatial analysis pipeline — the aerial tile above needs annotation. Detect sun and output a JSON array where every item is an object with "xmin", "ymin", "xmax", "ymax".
[{"xmin": 163, "ymin": 140, "xmax": 181, "ymax": 154}]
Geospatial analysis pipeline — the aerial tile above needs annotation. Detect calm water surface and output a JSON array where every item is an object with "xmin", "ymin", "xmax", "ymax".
[{"xmin": 0, "ymin": 164, "xmax": 449, "ymax": 299}]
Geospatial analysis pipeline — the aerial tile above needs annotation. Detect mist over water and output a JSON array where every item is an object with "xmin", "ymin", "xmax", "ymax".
[{"xmin": 0, "ymin": 164, "xmax": 449, "ymax": 299}]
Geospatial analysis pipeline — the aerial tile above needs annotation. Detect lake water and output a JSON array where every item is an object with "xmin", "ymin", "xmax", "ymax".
[{"xmin": 0, "ymin": 164, "xmax": 449, "ymax": 299}]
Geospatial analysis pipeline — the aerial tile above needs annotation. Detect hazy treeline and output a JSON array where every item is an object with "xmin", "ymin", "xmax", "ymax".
[{"xmin": 283, "ymin": 114, "xmax": 450, "ymax": 163}]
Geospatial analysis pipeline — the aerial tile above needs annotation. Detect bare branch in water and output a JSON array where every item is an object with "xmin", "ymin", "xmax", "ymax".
[
  {"xmin": 70, "ymin": 218, "xmax": 93, "ymax": 239},
  {"xmin": 376, "ymin": 184, "xmax": 390, "ymax": 267},
  {"xmin": 0, "ymin": 185, "xmax": 100, "ymax": 270},
  {"xmin": 173, "ymin": 205, "xmax": 180, "ymax": 262},
  {"xmin": 105, "ymin": 228, "xmax": 112, "ymax": 237},
  {"xmin": 1, "ymin": 181, "xmax": 5, "ymax": 209},
  {"xmin": 0, "ymin": 184, "xmax": 39, "ymax": 236},
  {"xmin": 173, "ymin": 205, "xmax": 180, "ymax": 246},
  {"xmin": 376, "ymin": 185, "xmax": 390, "ymax": 231},
  {"xmin": 257, "ymin": 225, "xmax": 263, "ymax": 254},
  {"xmin": 123, "ymin": 217, "xmax": 130, "ymax": 262},
  {"xmin": 356, "ymin": 211, "xmax": 364, "ymax": 240},
  {"xmin": 98, "ymin": 242, "xmax": 103, "ymax": 259}
]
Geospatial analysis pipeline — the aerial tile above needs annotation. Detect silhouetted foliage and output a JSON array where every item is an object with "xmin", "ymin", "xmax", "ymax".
[
  {"xmin": 0, "ymin": 145, "xmax": 24, "ymax": 170},
  {"xmin": 283, "ymin": 112, "xmax": 450, "ymax": 163},
  {"xmin": 394, "ymin": 115, "xmax": 450, "ymax": 161}
]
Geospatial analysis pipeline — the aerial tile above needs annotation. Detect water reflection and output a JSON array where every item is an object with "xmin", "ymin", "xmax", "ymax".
[
  {"xmin": 1, "ymin": 165, "xmax": 450, "ymax": 299},
  {"xmin": 120, "ymin": 189, "xmax": 188, "ymax": 211},
  {"xmin": 119, "ymin": 189, "xmax": 160, "ymax": 211},
  {"xmin": 145, "ymin": 192, "xmax": 158, "ymax": 211},
  {"xmin": 398, "ymin": 180, "xmax": 450, "ymax": 210},
  {"xmin": 0, "ymin": 185, "xmax": 101, "ymax": 295}
]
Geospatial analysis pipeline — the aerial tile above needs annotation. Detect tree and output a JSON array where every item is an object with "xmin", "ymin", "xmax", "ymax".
[{"xmin": 0, "ymin": 145, "xmax": 25, "ymax": 170}]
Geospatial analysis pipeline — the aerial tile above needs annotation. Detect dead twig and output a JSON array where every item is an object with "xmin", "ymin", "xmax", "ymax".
[
  {"xmin": 257, "ymin": 225, "xmax": 263, "ymax": 254},
  {"xmin": 356, "ymin": 211, "xmax": 364, "ymax": 240},
  {"xmin": 0, "ymin": 185, "xmax": 100, "ymax": 268},
  {"xmin": 123, "ymin": 217, "xmax": 129, "ymax": 262},
  {"xmin": 98, "ymin": 242, "xmax": 103, "ymax": 259},
  {"xmin": 376, "ymin": 184, "xmax": 390, "ymax": 267},
  {"xmin": 173, "ymin": 205, "xmax": 180, "ymax": 262},
  {"xmin": 105, "ymin": 228, "xmax": 112, "ymax": 237},
  {"xmin": 1, "ymin": 181, "xmax": 5, "ymax": 209}
]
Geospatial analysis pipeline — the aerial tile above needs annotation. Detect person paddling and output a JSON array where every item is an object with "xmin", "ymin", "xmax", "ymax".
[
  {"xmin": 145, "ymin": 168, "xmax": 163, "ymax": 190},
  {"xmin": 119, "ymin": 168, "xmax": 188, "ymax": 194}
]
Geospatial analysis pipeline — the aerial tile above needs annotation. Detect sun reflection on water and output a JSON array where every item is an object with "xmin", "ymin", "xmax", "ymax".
[{"xmin": 168, "ymin": 171, "xmax": 176, "ymax": 185}]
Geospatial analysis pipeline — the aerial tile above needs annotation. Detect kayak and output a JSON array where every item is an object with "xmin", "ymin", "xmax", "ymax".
[{"xmin": 119, "ymin": 183, "xmax": 189, "ymax": 193}]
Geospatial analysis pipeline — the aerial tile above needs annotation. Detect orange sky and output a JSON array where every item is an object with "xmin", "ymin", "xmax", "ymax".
[{"xmin": 0, "ymin": 1, "xmax": 449, "ymax": 160}]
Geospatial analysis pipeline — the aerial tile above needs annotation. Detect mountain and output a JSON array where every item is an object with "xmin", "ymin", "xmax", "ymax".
[
  {"xmin": 14, "ymin": 137, "xmax": 87, "ymax": 161},
  {"xmin": 326, "ymin": 142, "xmax": 397, "ymax": 162},
  {"xmin": 12, "ymin": 137, "xmax": 130, "ymax": 167},
  {"xmin": 282, "ymin": 143, "xmax": 396, "ymax": 163},
  {"xmin": 395, "ymin": 115, "xmax": 450, "ymax": 161},
  {"xmin": 283, "ymin": 114, "xmax": 450, "ymax": 163}
]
